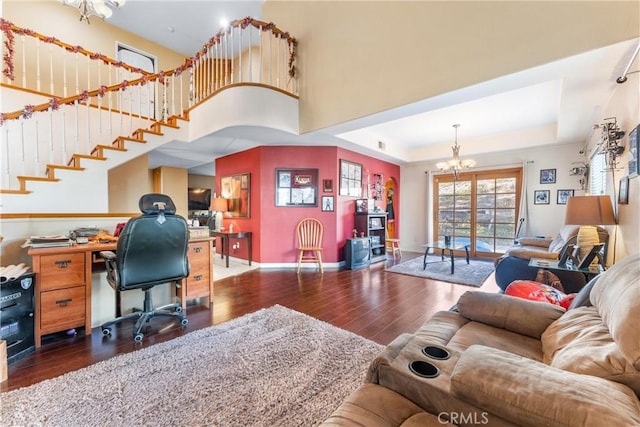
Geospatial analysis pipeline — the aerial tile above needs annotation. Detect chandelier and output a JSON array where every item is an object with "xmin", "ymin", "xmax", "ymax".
[
  {"xmin": 61, "ymin": 0, "xmax": 126, "ymax": 23},
  {"xmin": 436, "ymin": 124, "xmax": 476, "ymax": 179}
]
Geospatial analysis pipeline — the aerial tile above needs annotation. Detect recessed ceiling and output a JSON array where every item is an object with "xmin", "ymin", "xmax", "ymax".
[{"xmin": 105, "ymin": 2, "xmax": 639, "ymax": 175}]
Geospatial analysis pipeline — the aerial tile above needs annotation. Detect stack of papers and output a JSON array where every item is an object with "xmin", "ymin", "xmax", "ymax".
[{"xmin": 28, "ymin": 235, "xmax": 72, "ymax": 248}]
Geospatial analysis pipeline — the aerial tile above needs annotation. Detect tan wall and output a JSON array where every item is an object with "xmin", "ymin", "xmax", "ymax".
[
  {"xmin": 4, "ymin": 0, "xmax": 185, "ymax": 72},
  {"xmin": 108, "ymin": 154, "xmax": 152, "ymax": 213},
  {"xmin": 263, "ymin": 1, "xmax": 640, "ymax": 134},
  {"xmin": 152, "ymin": 166, "xmax": 188, "ymax": 219}
]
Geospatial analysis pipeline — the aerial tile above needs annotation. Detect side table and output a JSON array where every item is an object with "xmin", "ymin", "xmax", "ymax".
[{"xmin": 528, "ymin": 258, "xmax": 603, "ymax": 282}]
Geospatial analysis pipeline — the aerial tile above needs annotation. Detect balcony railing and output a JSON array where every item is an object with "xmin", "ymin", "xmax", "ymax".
[{"xmin": 0, "ymin": 17, "xmax": 297, "ymax": 192}]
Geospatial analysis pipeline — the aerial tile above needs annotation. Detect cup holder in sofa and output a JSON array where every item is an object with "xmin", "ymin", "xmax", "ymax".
[
  {"xmin": 422, "ymin": 345, "xmax": 450, "ymax": 360},
  {"xmin": 408, "ymin": 360, "xmax": 439, "ymax": 378}
]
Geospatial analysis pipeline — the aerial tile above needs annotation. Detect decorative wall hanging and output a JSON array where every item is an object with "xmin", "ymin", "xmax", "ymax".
[
  {"xmin": 339, "ymin": 160, "xmax": 362, "ymax": 197},
  {"xmin": 275, "ymin": 168, "xmax": 318, "ymax": 207},
  {"xmin": 220, "ymin": 173, "xmax": 250, "ymax": 218}
]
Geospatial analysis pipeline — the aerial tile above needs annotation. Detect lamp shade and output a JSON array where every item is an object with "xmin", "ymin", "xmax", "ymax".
[
  {"xmin": 210, "ymin": 197, "xmax": 228, "ymax": 212},
  {"xmin": 564, "ymin": 195, "xmax": 616, "ymax": 226}
]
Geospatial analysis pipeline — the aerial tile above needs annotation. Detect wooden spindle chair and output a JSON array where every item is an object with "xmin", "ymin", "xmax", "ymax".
[{"xmin": 296, "ymin": 218, "xmax": 324, "ymax": 273}]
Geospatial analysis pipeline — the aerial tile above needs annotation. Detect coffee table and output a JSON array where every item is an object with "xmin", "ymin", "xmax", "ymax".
[{"xmin": 421, "ymin": 241, "xmax": 470, "ymax": 274}]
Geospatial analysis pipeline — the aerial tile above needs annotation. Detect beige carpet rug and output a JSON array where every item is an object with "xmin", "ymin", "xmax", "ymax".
[
  {"xmin": 1, "ymin": 305, "xmax": 383, "ymax": 426},
  {"xmin": 387, "ymin": 255, "xmax": 495, "ymax": 287}
]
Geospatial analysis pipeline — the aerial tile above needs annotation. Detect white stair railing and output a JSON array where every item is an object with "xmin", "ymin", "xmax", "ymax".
[{"xmin": 0, "ymin": 17, "xmax": 298, "ymax": 193}]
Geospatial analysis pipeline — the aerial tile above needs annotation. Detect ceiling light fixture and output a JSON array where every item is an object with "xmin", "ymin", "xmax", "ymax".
[
  {"xmin": 436, "ymin": 124, "xmax": 476, "ymax": 179},
  {"xmin": 61, "ymin": 0, "xmax": 126, "ymax": 23}
]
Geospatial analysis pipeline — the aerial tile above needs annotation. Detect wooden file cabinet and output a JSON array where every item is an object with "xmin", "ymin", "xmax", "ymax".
[
  {"xmin": 176, "ymin": 237, "xmax": 214, "ymax": 309},
  {"xmin": 29, "ymin": 243, "xmax": 116, "ymax": 348}
]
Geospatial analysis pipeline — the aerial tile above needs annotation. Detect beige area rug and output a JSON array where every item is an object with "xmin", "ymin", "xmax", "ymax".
[
  {"xmin": 387, "ymin": 255, "xmax": 495, "ymax": 287},
  {"xmin": 1, "ymin": 305, "xmax": 383, "ymax": 426}
]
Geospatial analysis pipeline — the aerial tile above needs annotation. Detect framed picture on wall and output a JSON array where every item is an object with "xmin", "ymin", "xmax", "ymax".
[
  {"xmin": 323, "ymin": 179, "xmax": 333, "ymax": 192},
  {"xmin": 321, "ymin": 196, "xmax": 334, "ymax": 212},
  {"xmin": 619, "ymin": 176, "xmax": 629, "ymax": 204},
  {"xmin": 540, "ymin": 169, "xmax": 556, "ymax": 184},
  {"xmin": 629, "ymin": 124, "xmax": 638, "ymax": 178},
  {"xmin": 220, "ymin": 173, "xmax": 250, "ymax": 218},
  {"xmin": 339, "ymin": 159, "xmax": 363, "ymax": 197},
  {"xmin": 557, "ymin": 189, "xmax": 574, "ymax": 205},
  {"xmin": 534, "ymin": 190, "xmax": 550, "ymax": 205},
  {"xmin": 275, "ymin": 168, "xmax": 318, "ymax": 207}
]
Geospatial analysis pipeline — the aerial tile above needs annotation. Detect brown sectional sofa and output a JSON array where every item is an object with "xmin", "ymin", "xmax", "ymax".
[{"xmin": 321, "ymin": 253, "xmax": 640, "ymax": 426}]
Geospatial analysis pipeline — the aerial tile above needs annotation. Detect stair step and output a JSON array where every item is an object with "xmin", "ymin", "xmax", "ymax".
[
  {"xmin": 0, "ymin": 189, "xmax": 31, "ymax": 195},
  {"xmin": 46, "ymin": 164, "xmax": 85, "ymax": 179},
  {"xmin": 91, "ymin": 144, "xmax": 127, "ymax": 157},
  {"xmin": 113, "ymin": 136, "xmax": 147, "ymax": 149},
  {"xmin": 68, "ymin": 153, "xmax": 107, "ymax": 168}
]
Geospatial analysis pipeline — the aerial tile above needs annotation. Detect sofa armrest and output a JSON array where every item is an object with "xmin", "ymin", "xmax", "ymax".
[
  {"xmin": 456, "ymin": 291, "xmax": 565, "ymax": 339},
  {"xmin": 517, "ymin": 237, "xmax": 552, "ymax": 247},
  {"xmin": 451, "ymin": 345, "xmax": 640, "ymax": 427},
  {"xmin": 504, "ymin": 248, "xmax": 558, "ymax": 260}
]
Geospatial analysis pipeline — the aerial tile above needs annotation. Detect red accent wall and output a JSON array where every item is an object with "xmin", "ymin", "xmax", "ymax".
[{"xmin": 215, "ymin": 146, "xmax": 400, "ymax": 265}]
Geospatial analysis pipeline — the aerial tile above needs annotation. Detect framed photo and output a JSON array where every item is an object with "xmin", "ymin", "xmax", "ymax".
[
  {"xmin": 540, "ymin": 169, "xmax": 556, "ymax": 184},
  {"xmin": 275, "ymin": 168, "xmax": 318, "ymax": 207},
  {"xmin": 619, "ymin": 176, "xmax": 629, "ymax": 204},
  {"xmin": 576, "ymin": 243, "xmax": 606, "ymax": 269},
  {"xmin": 323, "ymin": 179, "xmax": 333, "ymax": 193},
  {"xmin": 321, "ymin": 196, "xmax": 334, "ymax": 212},
  {"xmin": 355, "ymin": 198, "xmax": 368, "ymax": 213},
  {"xmin": 220, "ymin": 173, "xmax": 250, "ymax": 218},
  {"xmin": 557, "ymin": 189, "xmax": 574, "ymax": 205},
  {"xmin": 629, "ymin": 124, "xmax": 638, "ymax": 178},
  {"xmin": 339, "ymin": 159, "xmax": 363, "ymax": 197},
  {"xmin": 534, "ymin": 190, "xmax": 550, "ymax": 205}
]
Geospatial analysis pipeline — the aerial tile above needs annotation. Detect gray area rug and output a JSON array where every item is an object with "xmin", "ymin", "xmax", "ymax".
[
  {"xmin": 1, "ymin": 305, "xmax": 383, "ymax": 427},
  {"xmin": 387, "ymin": 255, "xmax": 495, "ymax": 287}
]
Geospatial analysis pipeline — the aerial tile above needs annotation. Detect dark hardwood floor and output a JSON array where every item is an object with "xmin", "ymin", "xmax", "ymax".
[{"xmin": 1, "ymin": 254, "xmax": 498, "ymax": 392}]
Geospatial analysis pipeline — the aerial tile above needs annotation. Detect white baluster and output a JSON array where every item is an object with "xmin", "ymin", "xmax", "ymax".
[
  {"xmin": 277, "ymin": 36, "xmax": 281, "ymax": 89},
  {"xmin": 3, "ymin": 125, "xmax": 10, "ymax": 188},
  {"xmin": 259, "ymin": 25, "xmax": 263, "ymax": 85},
  {"xmin": 36, "ymin": 39, "xmax": 41, "ymax": 92},
  {"xmin": 48, "ymin": 108, "xmax": 54, "ymax": 165},
  {"xmin": 21, "ymin": 35, "xmax": 26, "ymax": 89},
  {"xmin": 75, "ymin": 52, "xmax": 79, "ymax": 95},
  {"xmin": 34, "ymin": 118, "xmax": 40, "ymax": 175},
  {"xmin": 61, "ymin": 110, "xmax": 67, "ymax": 165},
  {"xmin": 249, "ymin": 25, "xmax": 252, "ymax": 83},
  {"xmin": 49, "ymin": 44, "xmax": 54, "ymax": 94},
  {"xmin": 239, "ymin": 25, "xmax": 242, "ymax": 82},
  {"xmin": 63, "ymin": 50, "xmax": 68, "ymax": 97},
  {"xmin": 20, "ymin": 120, "xmax": 26, "ymax": 176},
  {"xmin": 85, "ymin": 98, "xmax": 90, "ymax": 155},
  {"xmin": 269, "ymin": 31, "xmax": 272, "ymax": 86}
]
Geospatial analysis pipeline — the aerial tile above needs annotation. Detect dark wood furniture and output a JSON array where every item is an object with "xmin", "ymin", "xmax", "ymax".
[
  {"xmin": 210, "ymin": 231, "xmax": 253, "ymax": 268},
  {"xmin": 355, "ymin": 212, "xmax": 387, "ymax": 263},
  {"xmin": 420, "ymin": 241, "xmax": 470, "ymax": 274}
]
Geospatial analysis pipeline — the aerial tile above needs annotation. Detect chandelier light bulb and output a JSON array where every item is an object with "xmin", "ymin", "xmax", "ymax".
[{"xmin": 61, "ymin": 0, "xmax": 126, "ymax": 23}]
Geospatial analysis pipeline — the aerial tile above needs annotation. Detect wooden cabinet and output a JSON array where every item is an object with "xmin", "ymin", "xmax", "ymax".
[
  {"xmin": 175, "ymin": 237, "xmax": 214, "ymax": 309},
  {"xmin": 355, "ymin": 212, "xmax": 388, "ymax": 263},
  {"xmin": 29, "ymin": 243, "xmax": 116, "ymax": 347}
]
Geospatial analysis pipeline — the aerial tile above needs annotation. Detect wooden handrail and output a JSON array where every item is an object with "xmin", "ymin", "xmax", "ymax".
[{"xmin": 0, "ymin": 16, "xmax": 297, "ymax": 125}]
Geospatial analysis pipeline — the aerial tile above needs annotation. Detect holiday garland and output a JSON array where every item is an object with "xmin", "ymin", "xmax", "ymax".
[{"xmin": 0, "ymin": 16, "xmax": 297, "ymax": 125}]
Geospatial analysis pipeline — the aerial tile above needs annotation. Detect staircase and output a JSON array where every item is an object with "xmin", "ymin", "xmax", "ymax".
[{"xmin": 0, "ymin": 17, "xmax": 298, "ymax": 214}]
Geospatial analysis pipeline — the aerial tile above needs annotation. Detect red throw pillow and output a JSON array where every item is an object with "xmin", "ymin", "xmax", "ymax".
[{"xmin": 505, "ymin": 280, "xmax": 568, "ymax": 307}]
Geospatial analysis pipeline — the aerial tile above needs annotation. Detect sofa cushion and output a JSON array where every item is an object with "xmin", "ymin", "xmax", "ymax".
[
  {"xmin": 318, "ymin": 383, "xmax": 454, "ymax": 427},
  {"xmin": 456, "ymin": 291, "xmax": 565, "ymax": 339},
  {"xmin": 548, "ymin": 225, "xmax": 579, "ymax": 253},
  {"xmin": 541, "ymin": 306, "xmax": 640, "ymax": 396},
  {"xmin": 589, "ymin": 253, "xmax": 640, "ymax": 370},
  {"xmin": 451, "ymin": 345, "xmax": 640, "ymax": 427}
]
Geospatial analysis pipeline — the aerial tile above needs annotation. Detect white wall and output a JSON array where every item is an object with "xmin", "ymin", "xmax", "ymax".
[{"xmin": 399, "ymin": 142, "xmax": 586, "ymax": 254}]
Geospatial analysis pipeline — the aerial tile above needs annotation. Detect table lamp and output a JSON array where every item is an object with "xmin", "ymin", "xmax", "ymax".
[
  {"xmin": 210, "ymin": 197, "xmax": 228, "ymax": 231},
  {"xmin": 564, "ymin": 195, "xmax": 616, "ymax": 265}
]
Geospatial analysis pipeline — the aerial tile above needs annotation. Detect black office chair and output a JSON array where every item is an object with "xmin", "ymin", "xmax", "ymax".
[{"xmin": 100, "ymin": 193, "xmax": 190, "ymax": 342}]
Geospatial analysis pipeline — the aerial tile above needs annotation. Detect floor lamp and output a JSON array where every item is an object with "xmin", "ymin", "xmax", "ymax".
[
  {"xmin": 564, "ymin": 195, "xmax": 617, "ymax": 265},
  {"xmin": 210, "ymin": 197, "xmax": 228, "ymax": 231}
]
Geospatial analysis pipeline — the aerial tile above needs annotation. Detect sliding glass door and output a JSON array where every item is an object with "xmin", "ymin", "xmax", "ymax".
[{"xmin": 434, "ymin": 168, "xmax": 522, "ymax": 257}]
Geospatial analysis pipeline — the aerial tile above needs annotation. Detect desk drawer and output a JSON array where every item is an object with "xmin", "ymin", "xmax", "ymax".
[
  {"xmin": 186, "ymin": 241, "xmax": 211, "ymax": 297},
  {"xmin": 39, "ymin": 253, "xmax": 86, "ymax": 291},
  {"xmin": 40, "ymin": 286, "xmax": 85, "ymax": 333}
]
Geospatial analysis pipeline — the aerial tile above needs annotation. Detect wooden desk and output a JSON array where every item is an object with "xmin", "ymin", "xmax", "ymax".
[
  {"xmin": 28, "ymin": 237, "xmax": 214, "ymax": 347},
  {"xmin": 210, "ymin": 231, "xmax": 252, "ymax": 268}
]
